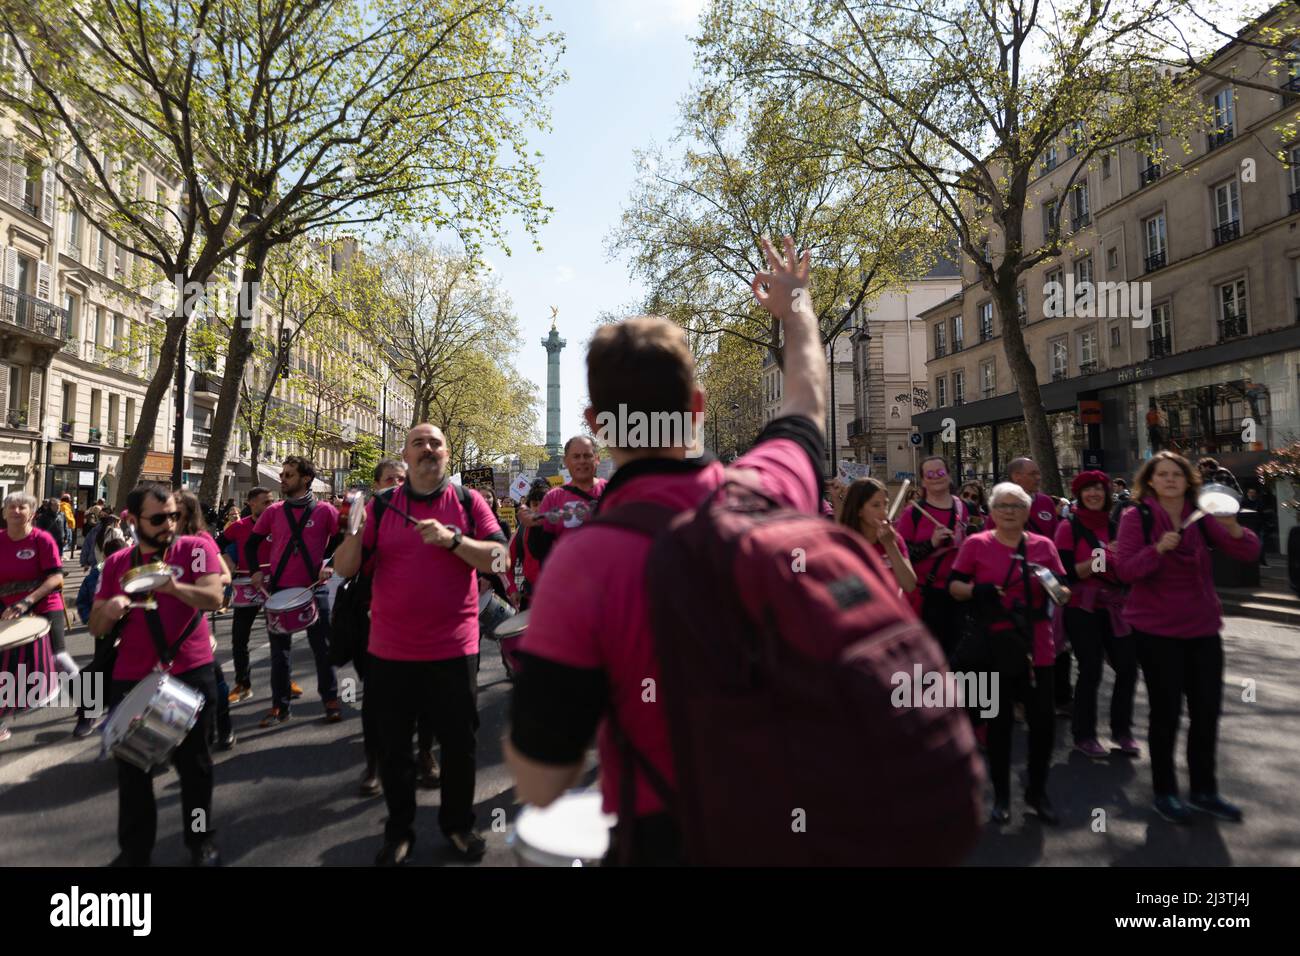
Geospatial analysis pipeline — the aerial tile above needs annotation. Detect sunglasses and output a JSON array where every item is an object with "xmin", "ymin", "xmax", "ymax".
[
  {"xmin": 924, "ymin": 469, "xmax": 948, "ymax": 480},
  {"xmin": 143, "ymin": 511, "xmax": 180, "ymax": 527}
]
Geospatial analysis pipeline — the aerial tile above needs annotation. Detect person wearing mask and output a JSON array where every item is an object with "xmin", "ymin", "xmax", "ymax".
[
  {"xmin": 950, "ymin": 482, "xmax": 1070, "ymax": 825},
  {"xmin": 218, "ymin": 488, "xmax": 279, "ymax": 704},
  {"xmin": 246, "ymin": 459, "xmax": 342, "ymax": 726},
  {"xmin": 334, "ymin": 425, "xmax": 507, "ymax": 864},
  {"xmin": 1054, "ymin": 471, "xmax": 1138, "ymax": 760},
  {"xmin": 959, "ymin": 481, "xmax": 988, "ymax": 534},
  {"xmin": 88, "ymin": 483, "xmax": 224, "ymax": 866},
  {"xmin": 838, "ymin": 477, "xmax": 916, "ymax": 594},
  {"xmin": 895, "ymin": 455, "xmax": 968, "ymax": 659},
  {"xmin": 0, "ymin": 492, "xmax": 71, "ymax": 743},
  {"xmin": 1116, "ymin": 451, "xmax": 1260, "ymax": 824},
  {"xmin": 1007, "ymin": 456, "xmax": 1071, "ymax": 715},
  {"xmin": 519, "ymin": 436, "xmax": 606, "ymax": 565}
]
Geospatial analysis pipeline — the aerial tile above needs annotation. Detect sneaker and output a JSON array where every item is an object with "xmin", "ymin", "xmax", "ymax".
[
  {"xmin": 447, "ymin": 830, "xmax": 486, "ymax": 862},
  {"xmin": 228, "ymin": 683, "xmax": 253, "ymax": 704},
  {"xmin": 290, "ymin": 682, "xmax": 304, "ymax": 700},
  {"xmin": 216, "ymin": 732, "xmax": 237, "ymax": 751},
  {"xmin": 259, "ymin": 708, "xmax": 290, "ymax": 728},
  {"xmin": 323, "ymin": 700, "xmax": 343, "ymax": 723},
  {"xmin": 417, "ymin": 749, "xmax": 441, "ymax": 789},
  {"xmin": 1073, "ymin": 738, "xmax": 1108, "ymax": 760},
  {"xmin": 375, "ymin": 838, "xmax": 413, "ymax": 866},
  {"xmin": 1189, "ymin": 793, "xmax": 1244, "ymax": 823},
  {"xmin": 1111, "ymin": 736, "xmax": 1141, "ymax": 757},
  {"xmin": 73, "ymin": 715, "xmax": 98, "ymax": 738},
  {"xmin": 190, "ymin": 840, "xmax": 222, "ymax": 867},
  {"xmin": 1024, "ymin": 790, "xmax": 1060, "ymax": 825},
  {"xmin": 1153, "ymin": 794, "xmax": 1194, "ymax": 825},
  {"xmin": 359, "ymin": 764, "xmax": 381, "ymax": 797}
]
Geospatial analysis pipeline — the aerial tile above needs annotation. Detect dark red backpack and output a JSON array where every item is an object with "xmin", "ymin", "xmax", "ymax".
[{"xmin": 592, "ymin": 476, "xmax": 984, "ymax": 866}]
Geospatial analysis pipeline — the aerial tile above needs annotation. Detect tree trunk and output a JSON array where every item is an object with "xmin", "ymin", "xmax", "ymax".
[
  {"xmin": 249, "ymin": 432, "xmax": 261, "ymax": 494},
  {"xmin": 993, "ymin": 283, "xmax": 1065, "ymax": 497},
  {"xmin": 115, "ymin": 311, "xmax": 188, "ymax": 510},
  {"xmin": 199, "ymin": 240, "xmax": 270, "ymax": 509}
]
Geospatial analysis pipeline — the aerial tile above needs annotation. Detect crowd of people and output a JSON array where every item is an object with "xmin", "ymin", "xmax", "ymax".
[{"xmin": 0, "ymin": 237, "xmax": 1271, "ymax": 865}]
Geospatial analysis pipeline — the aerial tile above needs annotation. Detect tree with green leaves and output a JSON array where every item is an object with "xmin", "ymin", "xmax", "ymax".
[
  {"xmin": 1, "ymin": 0, "xmax": 563, "ymax": 507},
  {"xmin": 694, "ymin": 0, "xmax": 1247, "ymax": 493},
  {"xmin": 429, "ymin": 349, "xmax": 546, "ymax": 471}
]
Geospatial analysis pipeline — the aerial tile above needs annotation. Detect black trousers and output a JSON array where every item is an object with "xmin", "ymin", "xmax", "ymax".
[
  {"xmin": 367, "ymin": 653, "xmax": 478, "ymax": 842},
  {"xmin": 1134, "ymin": 631, "xmax": 1224, "ymax": 797},
  {"xmin": 987, "ymin": 664, "xmax": 1055, "ymax": 803},
  {"xmin": 919, "ymin": 587, "xmax": 966, "ymax": 661},
  {"xmin": 111, "ymin": 665, "xmax": 216, "ymax": 864},
  {"xmin": 1054, "ymin": 649, "xmax": 1073, "ymax": 706},
  {"xmin": 230, "ymin": 605, "xmax": 259, "ymax": 687},
  {"xmin": 1066, "ymin": 607, "xmax": 1137, "ymax": 742},
  {"xmin": 78, "ymin": 626, "xmax": 116, "ymax": 719},
  {"xmin": 355, "ymin": 654, "xmax": 435, "ymax": 768}
]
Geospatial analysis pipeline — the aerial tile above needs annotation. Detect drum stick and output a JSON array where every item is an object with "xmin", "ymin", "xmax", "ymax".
[
  {"xmin": 1180, "ymin": 509, "xmax": 1206, "ymax": 531},
  {"xmin": 910, "ymin": 500, "xmax": 949, "ymax": 531},
  {"xmin": 887, "ymin": 480, "xmax": 910, "ymax": 522}
]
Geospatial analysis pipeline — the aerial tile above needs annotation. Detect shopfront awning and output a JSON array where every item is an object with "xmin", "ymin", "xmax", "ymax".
[{"xmin": 256, "ymin": 461, "xmax": 330, "ymax": 493}]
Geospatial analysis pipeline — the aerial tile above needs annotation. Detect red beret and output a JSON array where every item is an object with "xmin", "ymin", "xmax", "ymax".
[{"xmin": 1071, "ymin": 470, "xmax": 1111, "ymax": 499}]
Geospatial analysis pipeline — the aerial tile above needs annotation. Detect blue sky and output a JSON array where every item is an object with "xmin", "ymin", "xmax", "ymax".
[{"xmin": 482, "ymin": 0, "xmax": 707, "ymax": 444}]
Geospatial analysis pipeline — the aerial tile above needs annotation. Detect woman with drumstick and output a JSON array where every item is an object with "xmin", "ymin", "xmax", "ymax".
[
  {"xmin": 838, "ymin": 478, "xmax": 917, "ymax": 594},
  {"xmin": 894, "ymin": 455, "xmax": 968, "ymax": 657},
  {"xmin": 949, "ymin": 482, "xmax": 1070, "ymax": 825},
  {"xmin": 0, "ymin": 491, "xmax": 72, "ymax": 743},
  {"xmin": 1115, "ymin": 451, "xmax": 1259, "ymax": 825}
]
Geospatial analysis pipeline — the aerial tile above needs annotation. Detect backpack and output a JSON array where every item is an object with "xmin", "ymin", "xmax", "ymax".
[{"xmin": 591, "ymin": 474, "xmax": 984, "ymax": 866}]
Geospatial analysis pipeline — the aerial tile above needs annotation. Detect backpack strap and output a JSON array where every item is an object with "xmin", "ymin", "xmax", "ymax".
[
  {"xmin": 561, "ymin": 483, "xmax": 599, "ymax": 503},
  {"xmin": 454, "ymin": 483, "xmax": 477, "ymax": 539}
]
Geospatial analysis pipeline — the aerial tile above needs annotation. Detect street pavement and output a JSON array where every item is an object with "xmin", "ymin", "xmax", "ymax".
[{"xmin": 1, "ymin": 552, "xmax": 1297, "ymax": 867}]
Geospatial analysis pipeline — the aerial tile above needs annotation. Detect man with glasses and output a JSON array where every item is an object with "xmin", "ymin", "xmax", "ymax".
[
  {"xmin": 247, "ymin": 457, "xmax": 342, "ymax": 726},
  {"xmin": 89, "ymin": 483, "xmax": 225, "ymax": 866}
]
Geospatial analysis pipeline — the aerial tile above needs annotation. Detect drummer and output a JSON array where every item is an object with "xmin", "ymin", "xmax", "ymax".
[
  {"xmin": 894, "ymin": 455, "xmax": 968, "ymax": 658},
  {"xmin": 178, "ymin": 491, "xmax": 236, "ymax": 751},
  {"xmin": 246, "ymin": 457, "xmax": 342, "ymax": 726},
  {"xmin": 518, "ymin": 436, "xmax": 606, "ymax": 565},
  {"xmin": 216, "ymin": 487, "xmax": 275, "ymax": 703},
  {"xmin": 88, "ymin": 483, "xmax": 224, "ymax": 866},
  {"xmin": 334, "ymin": 423, "xmax": 508, "ymax": 864},
  {"xmin": 0, "ymin": 492, "xmax": 70, "ymax": 743}
]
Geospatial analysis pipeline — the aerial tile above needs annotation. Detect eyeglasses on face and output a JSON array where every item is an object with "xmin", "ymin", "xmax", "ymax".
[
  {"xmin": 992, "ymin": 502, "xmax": 1027, "ymax": 512},
  {"xmin": 924, "ymin": 469, "xmax": 948, "ymax": 480},
  {"xmin": 143, "ymin": 511, "xmax": 180, "ymax": 527}
]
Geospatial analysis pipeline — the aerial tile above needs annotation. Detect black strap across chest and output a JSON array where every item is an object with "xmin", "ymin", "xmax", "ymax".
[
  {"xmin": 128, "ymin": 545, "xmax": 200, "ymax": 667},
  {"xmin": 270, "ymin": 500, "xmax": 319, "ymax": 590}
]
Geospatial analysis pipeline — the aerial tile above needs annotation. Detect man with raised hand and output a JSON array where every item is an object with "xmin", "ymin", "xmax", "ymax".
[
  {"xmin": 505, "ymin": 236, "xmax": 827, "ymax": 865},
  {"xmin": 334, "ymin": 424, "xmax": 508, "ymax": 865}
]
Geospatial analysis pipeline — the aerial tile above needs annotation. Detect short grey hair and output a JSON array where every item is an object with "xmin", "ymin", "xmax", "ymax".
[
  {"xmin": 989, "ymin": 482, "xmax": 1031, "ymax": 510},
  {"xmin": 3, "ymin": 491, "xmax": 37, "ymax": 512}
]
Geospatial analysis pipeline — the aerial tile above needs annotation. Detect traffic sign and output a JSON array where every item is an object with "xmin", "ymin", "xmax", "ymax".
[{"xmin": 909, "ymin": 432, "xmax": 923, "ymax": 447}]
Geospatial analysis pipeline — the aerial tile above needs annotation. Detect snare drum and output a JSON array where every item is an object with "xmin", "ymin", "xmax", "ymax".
[
  {"xmin": 264, "ymin": 587, "xmax": 319, "ymax": 635},
  {"xmin": 493, "ymin": 609, "xmax": 529, "ymax": 680},
  {"xmin": 231, "ymin": 576, "xmax": 265, "ymax": 608},
  {"xmin": 121, "ymin": 561, "xmax": 177, "ymax": 596},
  {"xmin": 102, "ymin": 672, "xmax": 206, "ymax": 771},
  {"xmin": 509, "ymin": 790, "xmax": 615, "ymax": 867},
  {"xmin": 479, "ymin": 590, "xmax": 516, "ymax": 640},
  {"xmin": 0, "ymin": 615, "xmax": 57, "ymax": 715}
]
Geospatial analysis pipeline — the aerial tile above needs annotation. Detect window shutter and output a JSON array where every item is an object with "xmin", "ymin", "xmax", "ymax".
[
  {"xmin": 0, "ymin": 359, "xmax": 10, "ymax": 421},
  {"xmin": 40, "ymin": 167, "xmax": 55, "ymax": 224},
  {"xmin": 27, "ymin": 367, "xmax": 42, "ymax": 429},
  {"xmin": 5, "ymin": 140, "xmax": 23, "ymax": 210},
  {"xmin": 3, "ymin": 246, "xmax": 17, "ymax": 289},
  {"xmin": 36, "ymin": 260, "xmax": 50, "ymax": 301},
  {"xmin": 0, "ymin": 137, "xmax": 11, "ymax": 204}
]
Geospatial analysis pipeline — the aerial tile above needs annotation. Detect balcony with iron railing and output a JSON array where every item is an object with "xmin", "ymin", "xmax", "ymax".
[
  {"xmin": 846, "ymin": 418, "xmax": 864, "ymax": 439},
  {"xmin": 1148, "ymin": 334, "xmax": 1172, "ymax": 358},
  {"xmin": 193, "ymin": 426, "xmax": 211, "ymax": 448},
  {"xmin": 88, "ymin": 427, "xmax": 102, "ymax": 444},
  {"xmin": 951, "ymin": 339, "xmax": 964, "ymax": 353},
  {"xmin": 60, "ymin": 421, "xmax": 74, "ymax": 439},
  {"xmin": 1078, "ymin": 360, "xmax": 1099, "ymax": 376},
  {"xmin": 979, "ymin": 322, "xmax": 994, "ymax": 343},
  {"xmin": 981, "ymin": 387, "xmax": 995, "ymax": 400},
  {"xmin": 1207, "ymin": 129, "xmax": 1234, "ymax": 151},
  {"xmin": 1, "ymin": 285, "xmax": 69, "ymax": 340},
  {"xmin": 1139, "ymin": 165, "xmax": 1162, "ymax": 187},
  {"xmin": 1145, "ymin": 250, "xmax": 1167, "ymax": 273},
  {"xmin": 1051, "ymin": 369, "xmax": 1069, "ymax": 382},
  {"xmin": 934, "ymin": 344, "xmax": 947, "ymax": 358},
  {"xmin": 1282, "ymin": 75, "xmax": 1300, "ymax": 95},
  {"xmin": 193, "ymin": 372, "xmax": 224, "ymax": 398},
  {"xmin": 1212, "ymin": 220, "xmax": 1240, "ymax": 246},
  {"xmin": 1218, "ymin": 312, "xmax": 1247, "ymax": 342},
  {"xmin": 6, "ymin": 409, "xmax": 30, "ymax": 429},
  {"xmin": 106, "ymin": 431, "xmax": 118, "ymax": 446}
]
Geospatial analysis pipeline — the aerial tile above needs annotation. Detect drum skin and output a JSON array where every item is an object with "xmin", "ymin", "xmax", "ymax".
[
  {"xmin": 0, "ymin": 617, "xmax": 56, "ymax": 716},
  {"xmin": 102, "ymin": 673, "xmax": 205, "ymax": 771},
  {"xmin": 509, "ymin": 791, "xmax": 615, "ymax": 867},
  {"xmin": 264, "ymin": 588, "xmax": 319, "ymax": 635}
]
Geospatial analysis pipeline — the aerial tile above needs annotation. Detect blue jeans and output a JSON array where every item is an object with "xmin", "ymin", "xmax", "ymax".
[{"xmin": 268, "ymin": 592, "xmax": 337, "ymax": 713}]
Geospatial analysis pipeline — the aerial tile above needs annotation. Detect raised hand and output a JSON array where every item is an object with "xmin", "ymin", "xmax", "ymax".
[{"xmin": 752, "ymin": 235, "xmax": 812, "ymax": 325}]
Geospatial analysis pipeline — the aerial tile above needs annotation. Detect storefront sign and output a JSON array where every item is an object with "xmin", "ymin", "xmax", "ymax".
[
  {"xmin": 0, "ymin": 464, "xmax": 24, "ymax": 482},
  {"xmin": 1082, "ymin": 449, "xmax": 1104, "ymax": 469},
  {"xmin": 78, "ymin": 471, "xmax": 96, "ymax": 487},
  {"xmin": 1115, "ymin": 363, "xmax": 1155, "ymax": 384},
  {"xmin": 68, "ymin": 444, "xmax": 99, "ymax": 469},
  {"xmin": 1078, "ymin": 400, "xmax": 1102, "ymax": 425},
  {"xmin": 142, "ymin": 451, "xmax": 173, "ymax": 479},
  {"xmin": 50, "ymin": 442, "xmax": 69, "ymax": 466}
]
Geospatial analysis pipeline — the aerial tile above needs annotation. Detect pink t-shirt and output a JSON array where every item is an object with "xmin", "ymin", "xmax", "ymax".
[
  {"xmin": 220, "ymin": 515, "xmax": 268, "ymax": 575},
  {"xmin": 364, "ymin": 484, "xmax": 503, "ymax": 661},
  {"xmin": 252, "ymin": 500, "xmax": 339, "ymax": 589},
  {"xmin": 538, "ymin": 479, "xmax": 607, "ymax": 537},
  {"xmin": 895, "ymin": 497, "xmax": 968, "ymax": 600},
  {"xmin": 0, "ymin": 528, "xmax": 65, "ymax": 613},
  {"xmin": 1025, "ymin": 492, "xmax": 1062, "ymax": 539},
  {"xmin": 520, "ymin": 437, "xmax": 821, "ymax": 817},
  {"xmin": 950, "ymin": 530, "xmax": 1066, "ymax": 666},
  {"xmin": 97, "ymin": 535, "xmax": 221, "ymax": 681}
]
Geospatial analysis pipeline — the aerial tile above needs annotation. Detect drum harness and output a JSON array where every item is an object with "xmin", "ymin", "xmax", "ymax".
[
  {"xmin": 123, "ymin": 545, "xmax": 202, "ymax": 674},
  {"xmin": 269, "ymin": 500, "xmax": 323, "ymax": 594}
]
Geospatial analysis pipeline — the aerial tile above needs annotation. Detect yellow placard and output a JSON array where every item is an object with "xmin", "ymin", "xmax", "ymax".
[
  {"xmin": 497, "ymin": 503, "xmax": 516, "ymax": 533},
  {"xmin": 546, "ymin": 474, "xmax": 565, "ymax": 487}
]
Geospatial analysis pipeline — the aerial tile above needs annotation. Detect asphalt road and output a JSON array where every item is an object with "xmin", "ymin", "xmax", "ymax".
[{"xmin": 1, "ymin": 558, "xmax": 1297, "ymax": 867}]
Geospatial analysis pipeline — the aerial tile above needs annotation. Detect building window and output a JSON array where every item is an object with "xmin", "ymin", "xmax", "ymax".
[
  {"xmin": 1078, "ymin": 329, "xmax": 1098, "ymax": 371},
  {"xmin": 66, "ymin": 206, "xmax": 82, "ymax": 254},
  {"xmin": 1288, "ymin": 146, "xmax": 1300, "ymax": 214},
  {"xmin": 1140, "ymin": 134, "xmax": 1162, "ymax": 186},
  {"xmin": 1110, "ymin": 324, "xmax": 1121, "ymax": 348},
  {"xmin": 1209, "ymin": 87, "xmax": 1235, "ymax": 149},
  {"xmin": 1044, "ymin": 198, "xmax": 1060, "ymax": 239},
  {"xmin": 1212, "ymin": 179, "xmax": 1241, "ymax": 245},
  {"xmin": 1107, "ymin": 247, "xmax": 1118, "ymax": 271},
  {"xmin": 1218, "ymin": 278, "xmax": 1247, "ymax": 340},
  {"xmin": 1070, "ymin": 181, "xmax": 1090, "ymax": 229},
  {"xmin": 1042, "ymin": 143, "xmax": 1058, "ymax": 173},
  {"xmin": 1067, "ymin": 121, "xmax": 1085, "ymax": 158},
  {"xmin": 1144, "ymin": 214, "xmax": 1167, "ymax": 273},
  {"xmin": 981, "ymin": 361, "xmax": 995, "ymax": 398},
  {"xmin": 1102, "ymin": 153, "xmax": 1111, "ymax": 178},
  {"xmin": 935, "ymin": 376, "xmax": 947, "ymax": 408},
  {"xmin": 978, "ymin": 301, "xmax": 994, "ymax": 341},
  {"xmin": 953, "ymin": 369, "xmax": 965, "ymax": 405},
  {"xmin": 1050, "ymin": 338, "xmax": 1068, "ymax": 380},
  {"xmin": 951, "ymin": 314, "xmax": 964, "ymax": 352},
  {"xmin": 1150, "ymin": 303, "xmax": 1171, "ymax": 357},
  {"xmin": 1074, "ymin": 256, "xmax": 1093, "ymax": 308}
]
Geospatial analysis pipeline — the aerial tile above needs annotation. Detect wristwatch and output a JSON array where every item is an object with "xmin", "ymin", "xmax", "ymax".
[
  {"xmin": 15, "ymin": 598, "xmax": 32, "ymax": 612},
  {"xmin": 448, "ymin": 529, "xmax": 463, "ymax": 552}
]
